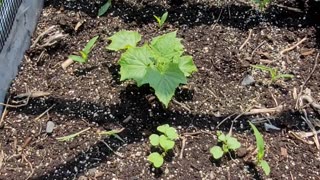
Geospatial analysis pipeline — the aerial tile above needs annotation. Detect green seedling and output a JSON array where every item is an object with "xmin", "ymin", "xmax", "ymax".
[
  {"xmin": 68, "ymin": 36, "xmax": 99, "ymax": 63},
  {"xmin": 154, "ymin": 12, "xmax": 168, "ymax": 28},
  {"xmin": 249, "ymin": 122, "xmax": 271, "ymax": 176},
  {"xmin": 251, "ymin": 64, "xmax": 293, "ymax": 83},
  {"xmin": 106, "ymin": 30, "xmax": 197, "ymax": 107},
  {"xmin": 252, "ymin": 0, "xmax": 270, "ymax": 10},
  {"xmin": 148, "ymin": 124, "xmax": 179, "ymax": 168},
  {"xmin": 98, "ymin": 128, "xmax": 125, "ymax": 143},
  {"xmin": 56, "ymin": 127, "xmax": 90, "ymax": 142},
  {"xmin": 98, "ymin": 0, "xmax": 112, "ymax": 17},
  {"xmin": 210, "ymin": 131, "xmax": 241, "ymax": 159}
]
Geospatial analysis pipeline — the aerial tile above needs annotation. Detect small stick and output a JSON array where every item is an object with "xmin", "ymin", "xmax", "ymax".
[
  {"xmin": 295, "ymin": 53, "xmax": 319, "ymax": 109},
  {"xmin": 239, "ymin": 29, "xmax": 252, "ymax": 50},
  {"xmin": 22, "ymin": 155, "xmax": 34, "ymax": 180},
  {"xmin": 172, "ymin": 99, "xmax": 191, "ymax": 113},
  {"xmin": 34, "ymin": 104, "xmax": 55, "ymax": 121},
  {"xmin": 99, "ymin": 140, "xmax": 124, "ymax": 158},
  {"xmin": 61, "ymin": 58, "xmax": 74, "ymax": 70},
  {"xmin": 280, "ymin": 37, "xmax": 307, "ymax": 55},
  {"xmin": 243, "ymin": 105, "xmax": 283, "ymax": 115},
  {"xmin": 0, "ymin": 95, "xmax": 30, "ymax": 108},
  {"xmin": 211, "ymin": 9, "xmax": 223, "ymax": 30},
  {"xmin": 0, "ymin": 97, "xmax": 10, "ymax": 127},
  {"xmin": 179, "ymin": 137, "xmax": 187, "ymax": 159},
  {"xmin": 15, "ymin": 91, "xmax": 51, "ymax": 98},
  {"xmin": 250, "ymin": 41, "xmax": 266, "ymax": 59},
  {"xmin": 31, "ymin": 26, "xmax": 56, "ymax": 48}
]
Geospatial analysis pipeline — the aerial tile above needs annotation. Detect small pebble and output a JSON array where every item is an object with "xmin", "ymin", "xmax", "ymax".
[
  {"xmin": 241, "ymin": 75, "xmax": 255, "ymax": 86},
  {"xmin": 46, "ymin": 121, "xmax": 55, "ymax": 134}
]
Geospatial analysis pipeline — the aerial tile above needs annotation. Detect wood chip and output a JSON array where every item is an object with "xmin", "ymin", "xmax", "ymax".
[{"xmin": 280, "ymin": 147, "xmax": 288, "ymax": 158}]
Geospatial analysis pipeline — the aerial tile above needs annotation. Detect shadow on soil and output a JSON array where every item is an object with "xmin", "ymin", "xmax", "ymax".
[
  {"xmin": 45, "ymin": 0, "xmax": 320, "ymax": 46},
  {"xmin": 6, "ymin": 84, "xmax": 304, "ymax": 179}
]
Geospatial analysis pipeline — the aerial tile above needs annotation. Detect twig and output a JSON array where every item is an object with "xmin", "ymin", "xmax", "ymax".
[
  {"xmin": 0, "ymin": 95, "xmax": 30, "ymax": 108},
  {"xmin": 172, "ymin": 99, "xmax": 191, "ymax": 113},
  {"xmin": 31, "ymin": 26, "xmax": 56, "ymax": 48},
  {"xmin": 179, "ymin": 137, "xmax": 187, "ymax": 159},
  {"xmin": 39, "ymin": 32, "xmax": 66, "ymax": 48},
  {"xmin": 211, "ymin": 9, "xmax": 223, "ymax": 30},
  {"xmin": 243, "ymin": 105, "xmax": 283, "ymax": 115},
  {"xmin": 250, "ymin": 41, "xmax": 266, "ymax": 59},
  {"xmin": 99, "ymin": 140, "xmax": 124, "ymax": 158},
  {"xmin": 280, "ymin": 37, "xmax": 307, "ymax": 55},
  {"xmin": 239, "ymin": 29, "xmax": 252, "ymax": 50},
  {"xmin": 275, "ymin": 4, "xmax": 303, "ymax": 13},
  {"xmin": 216, "ymin": 113, "xmax": 236, "ymax": 129},
  {"xmin": 34, "ymin": 104, "xmax": 55, "ymax": 121},
  {"xmin": 15, "ymin": 91, "xmax": 51, "ymax": 99},
  {"xmin": 217, "ymin": 106, "xmax": 253, "ymax": 128},
  {"xmin": 295, "ymin": 53, "xmax": 319, "ymax": 109},
  {"xmin": 0, "ymin": 97, "xmax": 10, "ymax": 127},
  {"xmin": 301, "ymin": 110, "xmax": 320, "ymax": 149},
  {"xmin": 22, "ymin": 155, "xmax": 34, "ymax": 180},
  {"xmin": 61, "ymin": 58, "xmax": 74, "ymax": 70}
]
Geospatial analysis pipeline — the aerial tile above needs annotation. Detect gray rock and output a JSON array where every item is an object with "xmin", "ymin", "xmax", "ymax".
[
  {"xmin": 46, "ymin": 121, "xmax": 55, "ymax": 134},
  {"xmin": 241, "ymin": 75, "xmax": 255, "ymax": 86}
]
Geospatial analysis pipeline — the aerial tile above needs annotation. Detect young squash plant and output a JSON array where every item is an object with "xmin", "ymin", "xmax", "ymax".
[
  {"xmin": 249, "ymin": 122, "xmax": 271, "ymax": 176},
  {"xmin": 148, "ymin": 124, "xmax": 179, "ymax": 168},
  {"xmin": 106, "ymin": 30, "xmax": 197, "ymax": 107},
  {"xmin": 251, "ymin": 64, "xmax": 294, "ymax": 84},
  {"xmin": 210, "ymin": 131, "xmax": 241, "ymax": 159}
]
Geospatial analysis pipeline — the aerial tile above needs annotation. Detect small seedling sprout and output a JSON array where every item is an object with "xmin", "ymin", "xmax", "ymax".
[
  {"xmin": 68, "ymin": 36, "xmax": 99, "ymax": 64},
  {"xmin": 249, "ymin": 122, "xmax": 271, "ymax": 176},
  {"xmin": 148, "ymin": 124, "xmax": 178, "ymax": 168},
  {"xmin": 56, "ymin": 127, "xmax": 91, "ymax": 142},
  {"xmin": 251, "ymin": 64, "xmax": 293, "ymax": 83},
  {"xmin": 98, "ymin": 0, "xmax": 112, "ymax": 17},
  {"xmin": 210, "ymin": 131, "xmax": 241, "ymax": 159},
  {"xmin": 153, "ymin": 12, "xmax": 168, "ymax": 28},
  {"xmin": 98, "ymin": 128, "xmax": 125, "ymax": 143}
]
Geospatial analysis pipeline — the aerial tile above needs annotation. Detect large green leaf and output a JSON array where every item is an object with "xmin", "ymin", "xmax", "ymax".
[
  {"xmin": 150, "ymin": 31, "xmax": 184, "ymax": 59},
  {"xmin": 107, "ymin": 31, "xmax": 141, "ymax": 51},
  {"xmin": 174, "ymin": 55, "xmax": 197, "ymax": 76},
  {"xmin": 142, "ymin": 63, "xmax": 187, "ymax": 107},
  {"xmin": 119, "ymin": 45, "xmax": 154, "ymax": 86}
]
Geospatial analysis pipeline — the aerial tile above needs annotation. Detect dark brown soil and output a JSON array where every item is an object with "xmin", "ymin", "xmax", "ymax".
[{"xmin": 1, "ymin": 0, "xmax": 320, "ymax": 179}]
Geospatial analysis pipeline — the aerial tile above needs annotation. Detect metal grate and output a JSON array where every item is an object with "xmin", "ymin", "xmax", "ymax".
[{"xmin": 0, "ymin": 0, "xmax": 23, "ymax": 52}]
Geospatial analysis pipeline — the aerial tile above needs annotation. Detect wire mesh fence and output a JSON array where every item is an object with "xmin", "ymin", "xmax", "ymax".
[{"xmin": 0, "ymin": 0, "xmax": 23, "ymax": 52}]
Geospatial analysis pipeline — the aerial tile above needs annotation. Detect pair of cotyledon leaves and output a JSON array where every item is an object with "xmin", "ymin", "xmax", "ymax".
[
  {"xmin": 106, "ymin": 31, "xmax": 197, "ymax": 107},
  {"xmin": 148, "ymin": 124, "xmax": 179, "ymax": 168}
]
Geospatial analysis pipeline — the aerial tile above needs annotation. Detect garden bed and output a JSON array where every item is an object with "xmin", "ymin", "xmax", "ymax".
[{"xmin": 1, "ymin": 0, "xmax": 320, "ymax": 179}]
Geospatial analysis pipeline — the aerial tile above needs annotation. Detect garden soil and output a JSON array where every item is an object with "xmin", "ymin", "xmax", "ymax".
[{"xmin": 0, "ymin": 0, "xmax": 320, "ymax": 179}]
